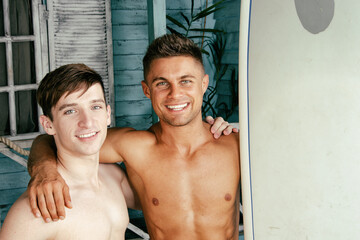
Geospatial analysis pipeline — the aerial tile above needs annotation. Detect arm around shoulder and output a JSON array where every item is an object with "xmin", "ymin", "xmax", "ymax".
[
  {"xmin": 28, "ymin": 134, "xmax": 57, "ymax": 176},
  {"xmin": 99, "ymin": 127, "xmax": 137, "ymax": 164}
]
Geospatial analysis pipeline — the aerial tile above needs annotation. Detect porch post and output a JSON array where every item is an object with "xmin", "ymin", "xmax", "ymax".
[{"xmin": 147, "ymin": 0, "xmax": 166, "ymax": 123}]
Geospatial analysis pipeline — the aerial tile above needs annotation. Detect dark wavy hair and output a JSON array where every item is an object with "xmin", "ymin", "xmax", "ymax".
[{"xmin": 37, "ymin": 63, "xmax": 105, "ymax": 120}]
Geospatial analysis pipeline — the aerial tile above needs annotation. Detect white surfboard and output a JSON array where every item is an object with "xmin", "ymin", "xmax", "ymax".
[{"xmin": 239, "ymin": 1, "xmax": 360, "ymax": 239}]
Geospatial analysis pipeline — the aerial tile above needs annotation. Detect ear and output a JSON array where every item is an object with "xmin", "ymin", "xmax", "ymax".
[
  {"xmin": 39, "ymin": 115, "xmax": 56, "ymax": 135},
  {"xmin": 141, "ymin": 80, "xmax": 151, "ymax": 99},
  {"xmin": 202, "ymin": 74, "xmax": 209, "ymax": 94},
  {"xmin": 106, "ymin": 105, "xmax": 111, "ymax": 126}
]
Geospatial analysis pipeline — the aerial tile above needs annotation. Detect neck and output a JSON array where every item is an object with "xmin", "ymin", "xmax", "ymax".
[
  {"xmin": 156, "ymin": 114, "xmax": 212, "ymax": 150},
  {"xmin": 56, "ymin": 150, "xmax": 100, "ymax": 188}
]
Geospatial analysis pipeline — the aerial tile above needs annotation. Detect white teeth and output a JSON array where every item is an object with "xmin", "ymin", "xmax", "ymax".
[
  {"xmin": 78, "ymin": 132, "xmax": 97, "ymax": 138},
  {"xmin": 167, "ymin": 103, "xmax": 188, "ymax": 111}
]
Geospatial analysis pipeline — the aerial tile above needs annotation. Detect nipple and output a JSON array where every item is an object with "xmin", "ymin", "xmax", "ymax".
[
  {"xmin": 152, "ymin": 198, "xmax": 159, "ymax": 206},
  {"xmin": 225, "ymin": 193, "xmax": 232, "ymax": 201}
]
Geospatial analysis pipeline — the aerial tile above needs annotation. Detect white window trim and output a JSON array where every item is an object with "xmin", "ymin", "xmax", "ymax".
[{"xmin": 0, "ymin": 0, "xmax": 48, "ymax": 141}]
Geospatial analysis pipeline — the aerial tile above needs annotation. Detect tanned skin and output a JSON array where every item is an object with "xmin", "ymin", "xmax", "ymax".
[{"xmin": 27, "ymin": 56, "xmax": 240, "ymax": 239}]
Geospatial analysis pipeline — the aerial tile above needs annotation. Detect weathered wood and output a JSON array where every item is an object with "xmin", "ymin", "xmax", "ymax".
[
  {"xmin": 114, "ymin": 55, "xmax": 143, "ymax": 71},
  {"xmin": 114, "ymin": 70, "xmax": 144, "ymax": 85},
  {"xmin": 214, "ymin": 20, "xmax": 240, "ymax": 33},
  {"xmin": 48, "ymin": 0, "xmax": 115, "ymax": 126},
  {"xmin": 0, "ymin": 155, "xmax": 27, "ymax": 174},
  {"xmin": 112, "ymin": 25, "xmax": 148, "ymax": 40},
  {"xmin": 166, "ymin": 0, "xmax": 202, "ymax": 10},
  {"xmin": 115, "ymin": 100, "xmax": 152, "ymax": 117},
  {"xmin": 0, "ymin": 149, "xmax": 27, "ymax": 168},
  {"xmin": 0, "ymin": 172, "xmax": 30, "ymax": 190},
  {"xmin": 0, "ymin": 188, "xmax": 26, "ymax": 205},
  {"xmin": 113, "ymin": 39, "xmax": 148, "ymax": 55},
  {"xmin": 115, "ymin": 85, "xmax": 148, "ymax": 101},
  {"xmin": 115, "ymin": 115, "xmax": 153, "ymax": 130},
  {"xmin": 222, "ymin": 51, "xmax": 239, "ymax": 65},
  {"xmin": 216, "ymin": 80, "xmax": 236, "ymax": 96},
  {"xmin": 111, "ymin": 0, "xmax": 147, "ymax": 10},
  {"xmin": 112, "ymin": 10, "xmax": 148, "ymax": 25},
  {"xmin": 214, "ymin": 0, "xmax": 240, "ymax": 18}
]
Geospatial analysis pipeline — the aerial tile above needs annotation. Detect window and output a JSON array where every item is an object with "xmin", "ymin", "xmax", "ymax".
[
  {"xmin": 0, "ymin": 0, "xmax": 114, "ymax": 141},
  {"xmin": 0, "ymin": 0, "xmax": 45, "ymax": 140}
]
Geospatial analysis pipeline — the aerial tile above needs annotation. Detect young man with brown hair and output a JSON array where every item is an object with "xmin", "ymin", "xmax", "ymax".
[
  {"xmin": 0, "ymin": 64, "xmax": 137, "ymax": 239},
  {"xmin": 27, "ymin": 34, "xmax": 240, "ymax": 239}
]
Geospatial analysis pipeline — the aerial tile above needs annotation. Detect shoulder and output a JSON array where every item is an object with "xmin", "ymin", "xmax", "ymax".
[
  {"xmin": 107, "ymin": 126, "xmax": 157, "ymax": 146},
  {"xmin": 206, "ymin": 131, "xmax": 240, "ymax": 157},
  {"xmin": 0, "ymin": 192, "xmax": 55, "ymax": 239},
  {"xmin": 215, "ymin": 131, "xmax": 239, "ymax": 146}
]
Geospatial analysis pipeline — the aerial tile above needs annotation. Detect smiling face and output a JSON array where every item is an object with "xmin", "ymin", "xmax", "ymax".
[
  {"xmin": 142, "ymin": 56, "xmax": 209, "ymax": 127},
  {"xmin": 40, "ymin": 83, "xmax": 111, "ymax": 158}
]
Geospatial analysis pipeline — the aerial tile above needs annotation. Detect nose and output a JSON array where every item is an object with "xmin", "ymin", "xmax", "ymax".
[
  {"xmin": 168, "ymin": 84, "xmax": 182, "ymax": 99},
  {"xmin": 78, "ymin": 110, "xmax": 93, "ymax": 128}
]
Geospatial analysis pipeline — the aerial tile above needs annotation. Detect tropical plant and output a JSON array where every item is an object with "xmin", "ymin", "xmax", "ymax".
[
  {"xmin": 166, "ymin": 0, "xmax": 225, "ymax": 53},
  {"xmin": 202, "ymin": 32, "xmax": 238, "ymax": 119},
  {"xmin": 166, "ymin": 0, "xmax": 238, "ymax": 120}
]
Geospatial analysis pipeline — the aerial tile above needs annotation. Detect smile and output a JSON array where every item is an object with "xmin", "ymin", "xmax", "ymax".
[
  {"xmin": 77, "ymin": 131, "xmax": 98, "ymax": 138},
  {"xmin": 166, "ymin": 103, "xmax": 188, "ymax": 111}
]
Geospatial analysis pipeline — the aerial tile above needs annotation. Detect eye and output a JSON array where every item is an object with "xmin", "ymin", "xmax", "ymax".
[
  {"xmin": 181, "ymin": 80, "xmax": 191, "ymax": 84},
  {"xmin": 92, "ymin": 105, "xmax": 103, "ymax": 110},
  {"xmin": 156, "ymin": 81, "xmax": 168, "ymax": 87},
  {"xmin": 64, "ymin": 109, "xmax": 76, "ymax": 115}
]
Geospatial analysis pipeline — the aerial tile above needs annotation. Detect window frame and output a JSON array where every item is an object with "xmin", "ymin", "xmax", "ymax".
[{"xmin": 0, "ymin": 0, "xmax": 47, "ymax": 141}]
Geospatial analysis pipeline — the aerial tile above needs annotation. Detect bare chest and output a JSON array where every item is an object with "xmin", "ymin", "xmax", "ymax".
[
  {"xmin": 129, "ymin": 145, "xmax": 240, "ymax": 211},
  {"xmin": 55, "ymin": 187, "xmax": 129, "ymax": 240}
]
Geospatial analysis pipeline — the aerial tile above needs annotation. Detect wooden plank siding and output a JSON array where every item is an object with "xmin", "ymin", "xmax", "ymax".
[
  {"xmin": 213, "ymin": 0, "xmax": 240, "ymax": 122},
  {"xmin": 0, "ymin": 154, "xmax": 29, "ymax": 227},
  {"xmin": 0, "ymin": 0, "xmax": 241, "ymax": 233},
  {"xmin": 111, "ymin": 0, "xmax": 151, "ymax": 130},
  {"xmin": 111, "ymin": 0, "xmax": 205, "ymax": 130}
]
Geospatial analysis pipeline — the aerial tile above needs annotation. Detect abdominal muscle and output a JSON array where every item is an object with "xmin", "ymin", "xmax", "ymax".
[{"xmin": 141, "ymin": 193, "xmax": 239, "ymax": 240}]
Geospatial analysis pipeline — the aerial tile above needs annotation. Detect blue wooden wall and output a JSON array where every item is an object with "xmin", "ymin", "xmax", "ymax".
[
  {"xmin": 111, "ymin": 0, "xmax": 240, "ymax": 130},
  {"xmin": 0, "ymin": 0, "xmax": 240, "ymax": 229},
  {"xmin": 0, "ymin": 153, "xmax": 29, "ymax": 226},
  {"xmin": 214, "ymin": 0, "xmax": 240, "ymax": 122}
]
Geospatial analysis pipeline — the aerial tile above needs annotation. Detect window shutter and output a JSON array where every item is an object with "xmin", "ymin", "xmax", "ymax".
[{"xmin": 47, "ymin": 0, "xmax": 115, "ymax": 125}]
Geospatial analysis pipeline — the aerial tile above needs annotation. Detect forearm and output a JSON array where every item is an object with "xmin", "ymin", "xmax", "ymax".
[{"xmin": 28, "ymin": 134, "xmax": 57, "ymax": 177}]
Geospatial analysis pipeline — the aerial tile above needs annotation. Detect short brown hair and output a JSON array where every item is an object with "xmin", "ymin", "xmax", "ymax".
[
  {"xmin": 142, "ymin": 33, "xmax": 203, "ymax": 81},
  {"xmin": 37, "ymin": 63, "xmax": 105, "ymax": 120}
]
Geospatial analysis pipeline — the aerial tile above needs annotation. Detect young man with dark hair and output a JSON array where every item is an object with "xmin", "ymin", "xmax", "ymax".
[
  {"xmin": 27, "ymin": 34, "xmax": 240, "ymax": 240},
  {"xmin": 0, "ymin": 64, "xmax": 137, "ymax": 239}
]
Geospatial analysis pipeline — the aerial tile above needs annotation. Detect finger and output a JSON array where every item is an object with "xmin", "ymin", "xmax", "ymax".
[
  {"xmin": 223, "ymin": 125, "xmax": 234, "ymax": 135},
  {"xmin": 63, "ymin": 185, "xmax": 73, "ymax": 209},
  {"xmin": 232, "ymin": 127, "xmax": 239, "ymax": 133},
  {"xmin": 210, "ymin": 117, "xmax": 224, "ymax": 134},
  {"xmin": 205, "ymin": 116, "xmax": 215, "ymax": 125},
  {"xmin": 28, "ymin": 187, "xmax": 41, "ymax": 218},
  {"xmin": 53, "ymin": 184, "xmax": 66, "ymax": 220},
  {"xmin": 43, "ymin": 184, "xmax": 59, "ymax": 221},
  {"xmin": 215, "ymin": 121, "xmax": 229, "ymax": 136},
  {"xmin": 37, "ymin": 191, "xmax": 52, "ymax": 223}
]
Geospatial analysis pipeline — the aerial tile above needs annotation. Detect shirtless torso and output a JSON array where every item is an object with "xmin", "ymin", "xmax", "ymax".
[
  {"xmin": 0, "ymin": 164, "xmax": 131, "ymax": 240},
  {"xmin": 102, "ymin": 122, "xmax": 240, "ymax": 240}
]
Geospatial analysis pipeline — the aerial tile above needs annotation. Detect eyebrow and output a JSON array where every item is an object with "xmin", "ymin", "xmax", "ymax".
[
  {"xmin": 58, "ymin": 99, "xmax": 105, "ymax": 111},
  {"xmin": 180, "ymin": 74, "xmax": 196, "ymax": 80},
  {"xmin": 151, "ymin": 75, "xmax": 196, "ymax": 84}
]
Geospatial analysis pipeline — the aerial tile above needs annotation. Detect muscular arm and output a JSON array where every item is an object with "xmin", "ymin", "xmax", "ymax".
[
  {"xmin": 27, "ymin": 134, "xmax": 71, "ymax": 222},
  {"xmin": 26, "ymin": 118, "xmax": 236, "ymax": 221}
]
